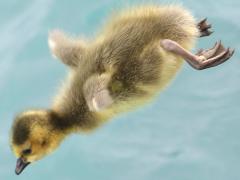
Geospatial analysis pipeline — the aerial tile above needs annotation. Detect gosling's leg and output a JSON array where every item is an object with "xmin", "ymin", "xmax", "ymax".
[
  {"xmin": 48, "ymin": 30, "xmax": 85, "ymax": 68},
  {"xmin": 198, "ymin": 18, "xmax": 213, "ymax": 37},
  {"xmin": 160, "ymin": 39, "xmax": 234, "ymax": 70}
]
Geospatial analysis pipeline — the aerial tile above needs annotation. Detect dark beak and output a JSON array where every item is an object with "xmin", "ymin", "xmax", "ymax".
[{"xmin": 15, "ymin": 158, "xmax": 30, "ymax": 175}]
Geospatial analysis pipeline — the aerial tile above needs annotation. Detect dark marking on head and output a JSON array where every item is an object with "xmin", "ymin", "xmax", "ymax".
[
  {"xmin": 12, "ymin": 118, "xmax": 30, "ymax": 145},
  {"xmin": 22, "ymin": 148, "xmax": 32, "ymax": 155}
]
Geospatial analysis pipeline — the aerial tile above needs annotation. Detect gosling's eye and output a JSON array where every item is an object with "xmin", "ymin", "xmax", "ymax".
[{"xmin": 22, "ymin": 148, "xmax": 32, "ymax": 155}]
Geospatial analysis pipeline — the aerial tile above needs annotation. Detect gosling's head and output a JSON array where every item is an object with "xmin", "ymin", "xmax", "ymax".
[{"xmin": 10, "ymin": 110, "xmax": 64, "ymax": 175}]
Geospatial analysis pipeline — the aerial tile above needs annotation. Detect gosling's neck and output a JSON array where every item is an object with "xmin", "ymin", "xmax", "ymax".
[
  {"xmin": 42, "ymin": 110, "xmax": 70, "ymax": 143},
  {"xmin": 48, "ymin": 107, "xmax": 102, "ymax": 136}
]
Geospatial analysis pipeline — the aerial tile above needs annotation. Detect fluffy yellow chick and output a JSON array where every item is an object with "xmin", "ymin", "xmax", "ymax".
[{"xmin": 10, "ymin": 5, "xmax": 234, "ymax": 175}]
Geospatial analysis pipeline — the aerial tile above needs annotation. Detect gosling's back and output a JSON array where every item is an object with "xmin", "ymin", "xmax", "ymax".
[
  {"xmin": 91, "ymin": 6, "xmax": 199, "ymax": 109},
  {"xmin": 53, "ymin": 5, "xmax": 199, "ymax": 124}
]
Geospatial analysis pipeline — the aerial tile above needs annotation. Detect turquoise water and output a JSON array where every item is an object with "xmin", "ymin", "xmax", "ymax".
[{"xmin": 0, "ymin": 0, "xmax": 239, "ymax": 179}]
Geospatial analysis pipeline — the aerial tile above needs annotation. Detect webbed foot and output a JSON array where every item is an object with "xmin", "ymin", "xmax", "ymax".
[
  {"xmin": 160, "ymin": 39, "xmax": 234, "ymax": 70},
  {"xmin": 198, "ymin": 18, "xmax": 213, "ymax": 37},
  {"xmin": 195, "ymin": 41, "xmax": 234, "ymax": 69}
]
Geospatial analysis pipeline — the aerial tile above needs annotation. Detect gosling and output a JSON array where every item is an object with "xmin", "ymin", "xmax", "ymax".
[{"xmin": 10, "ymin": 5, "xmax": 234, "ymax": 175}]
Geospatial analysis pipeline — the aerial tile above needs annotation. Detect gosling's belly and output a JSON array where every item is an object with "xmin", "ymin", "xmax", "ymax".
[{"xmin": 100, "ymin": 55, "xmax": 184, "ymax": 118}]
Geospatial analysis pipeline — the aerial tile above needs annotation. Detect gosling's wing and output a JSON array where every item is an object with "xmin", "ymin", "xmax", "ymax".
[
  {"xmin": 48, "ymin": 29, "xmax": 85, "ymax": 68},
  {"xmin": 89, "ymin": 89, "xmax": 113, "ymax": 111},
  {"xmin": 83, "ymin": 73, "xmax": 113, "ymax": 112}
]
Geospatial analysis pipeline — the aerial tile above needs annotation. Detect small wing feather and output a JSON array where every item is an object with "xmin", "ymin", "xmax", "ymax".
[{"xmin": 83, "ymin": 73, "xmax": 113, "ymax": 112}]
